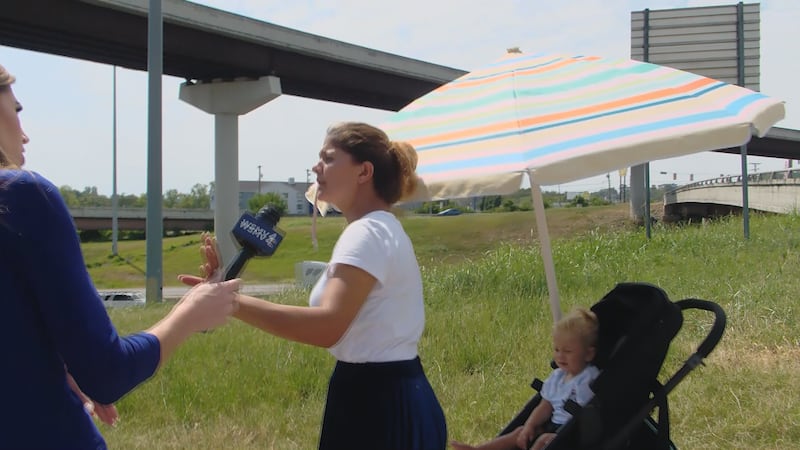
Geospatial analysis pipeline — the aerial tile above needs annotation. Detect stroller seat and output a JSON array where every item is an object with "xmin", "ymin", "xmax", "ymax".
[{"xmin": 498, "ymin": 282, "xmax": 726, "ymax": 450}]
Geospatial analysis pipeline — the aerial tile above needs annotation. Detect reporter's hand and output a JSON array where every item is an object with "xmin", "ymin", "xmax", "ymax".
[
  {"xmin": 66, "ymin": 372, "xmax": 119, "ymax": 426},
  {"xmin": 179, "ymin": 232, "xmax": 223, "ymax": 286},
  {"xmin": 171, "ymin": 279, "xmax": 240, "ymax": 333},
  {"xmin": 91, "ymin": 402, "xmax": 120, "ymax": 427}
]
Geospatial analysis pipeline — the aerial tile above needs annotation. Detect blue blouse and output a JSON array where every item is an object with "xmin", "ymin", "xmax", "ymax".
[{"xmin": 0, "ymin": 170, "xmax": 160, "ymax": 449}]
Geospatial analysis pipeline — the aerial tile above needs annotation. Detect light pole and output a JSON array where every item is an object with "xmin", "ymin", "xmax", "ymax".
[
  {"xmin": 257, "ymin": 165, "xmax": 263, "ymax": 195},
  {"xmin": 306, "ymin": 169, "xmax": 312, "ymax": 215},
  {"xmin": 111, "ymin": 65, "xmax": 118, "ymax": 256}
]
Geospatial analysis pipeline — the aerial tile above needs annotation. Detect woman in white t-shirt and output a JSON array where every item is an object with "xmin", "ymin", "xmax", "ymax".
[{"xmin": 182, "ymin": 122, "xmax": 447, "ymax": 450}]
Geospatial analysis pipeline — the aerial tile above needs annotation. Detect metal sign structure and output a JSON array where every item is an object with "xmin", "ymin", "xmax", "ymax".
[
  {"xmin": 632, "ymin": 2, "xmax": 760, "ymax": 90},
  {"xmin": 630, "ymin": 2, "xmax": 762, "ymax": 238}
]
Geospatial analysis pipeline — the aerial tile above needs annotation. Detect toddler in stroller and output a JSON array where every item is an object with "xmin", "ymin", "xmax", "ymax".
[
  {"xmin": 451, "ymin": 308, "xmax": 601, "ymax": 450},
  {"xmin": 453, "ymin": 282, "xmax": 726, "ymax": 450}
]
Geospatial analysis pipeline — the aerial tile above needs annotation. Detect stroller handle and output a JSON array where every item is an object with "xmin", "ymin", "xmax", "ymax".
[
  {"xmin": 604, "ymin": 298, "xmax": 727, "ymax": 450},
  {"xmin": 675, "ymin": 298, "xmax": 727, "ymax": 359}
]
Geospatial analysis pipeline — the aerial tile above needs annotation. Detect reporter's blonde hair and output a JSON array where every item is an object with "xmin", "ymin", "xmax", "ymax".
[
  {"xmin": 0, "ymin": 63, "xmax": 17, "ymax": 168},
  {"xmin": 0, "ymin": 63, "xmax": 14, "ymax": 88}
]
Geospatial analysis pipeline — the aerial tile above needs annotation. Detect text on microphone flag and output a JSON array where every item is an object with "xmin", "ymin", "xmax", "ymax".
[{"xmin": 232, "ymin": 213, "xmax": 285, "ymax": 256}]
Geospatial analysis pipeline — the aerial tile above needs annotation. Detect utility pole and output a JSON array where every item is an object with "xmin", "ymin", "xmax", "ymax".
[
  {"xmin": 111, "ymin": 65, "xmax": 118, "ymax": 256},
  {"xmin": 257, "ymin": 165, "xmax": 263, "ymax": 195},
  {"xmin": 305, "ymin": 169, "xmax": 313, "ymax": 216},
  {"xmin": 606, "ymin": 173, "xmax": 611, "ymax": 202}
]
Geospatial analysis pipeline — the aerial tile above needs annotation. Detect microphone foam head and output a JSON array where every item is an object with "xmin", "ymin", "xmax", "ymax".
[{"xmin": 256, "ymin": 205, "xmax": 281, "ymax": 226}]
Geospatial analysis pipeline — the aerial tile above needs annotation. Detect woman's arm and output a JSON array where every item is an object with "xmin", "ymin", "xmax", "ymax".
[
  {"xmin": 146, "ymin": 281, "xmax": 241, "ymax": 362},
  {"xmin": 179, "ymin": 232, "xmax": 375, "ymax": 348},
  {"xmin": 19, "ymin": 175, "xmax": 237, "ymax": 403},
  {"xmin": 234, "ymin": 263, "xmax": 374, "ymax": 347}
]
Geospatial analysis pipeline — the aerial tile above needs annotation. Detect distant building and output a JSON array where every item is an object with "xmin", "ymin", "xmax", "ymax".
[
  {"xmin": 211, "ymin": 178, "xmax": 313, "ymax": 216},
  {"xmin": 565, "ymin": 191, "xmax": 588, "ymax": 201}
]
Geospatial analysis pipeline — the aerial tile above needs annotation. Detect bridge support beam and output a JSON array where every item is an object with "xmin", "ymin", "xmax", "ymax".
[
  {"xmin": 629, "ymin": 163, "xmax": 647, "ymax": 225},
  {"xmin": 179, "ymin": 76, "xmax": 282, "ymax": 266}
]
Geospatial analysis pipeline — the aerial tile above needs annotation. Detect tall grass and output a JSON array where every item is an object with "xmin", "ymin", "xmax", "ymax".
[{"xmin": 97, "ymin": 211, "xmax": 799, "ymax": 449}]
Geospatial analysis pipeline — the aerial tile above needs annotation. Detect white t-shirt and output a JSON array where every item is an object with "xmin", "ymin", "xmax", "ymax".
[
  {"xmin": 541, "ymin": 364, "xmax": 600, "ymax": 425},
  {"xmin": 309, "ymin": 210, "xmax": 424, "ymax": 363}
]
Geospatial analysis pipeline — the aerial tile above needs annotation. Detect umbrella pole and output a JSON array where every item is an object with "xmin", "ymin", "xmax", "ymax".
[
  {"xmin": 529, "ymin": 179, "xmax": 562, "ymax": 323},
  {"xmin": 645, "ymin": 162, "xmax": 652, "ymax": 239},
  {"xmin": 740, "ymin": 144, "xmax": 751, "ymax": 239}
]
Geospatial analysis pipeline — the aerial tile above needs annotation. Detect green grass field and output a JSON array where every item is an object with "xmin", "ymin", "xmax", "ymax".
[
  {"xmin": 85, "ymin": 206, "xmax": 799, "ymax": 449},
  {"xmin": 82, "ymin": 205, "xmax": 637, "ymax": 287}
]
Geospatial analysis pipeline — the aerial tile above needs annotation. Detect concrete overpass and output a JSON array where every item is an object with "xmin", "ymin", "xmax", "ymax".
[
  {"xmin": 0, "ymin": 0, "xmax": 466, "ymax": 110},
  {"xmin": 0, "ymin": 0, "xmax": 469, "ymax": 294},
  {"xmin": 663, "ymin": 169, "xmax": 800, "ymax": 221},
  {"xmin": 70, "ymin": 207, "xmax": 214, "ymax": 231}
]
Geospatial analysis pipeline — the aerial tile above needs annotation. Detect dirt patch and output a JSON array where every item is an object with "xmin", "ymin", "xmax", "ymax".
[
  {"xmin": 516, "ymin": 202, "xmax": 655, "ymax": 241},
  {"xmin": 708, "ymin": 344, "xmax": 800, "ymax": 371}
]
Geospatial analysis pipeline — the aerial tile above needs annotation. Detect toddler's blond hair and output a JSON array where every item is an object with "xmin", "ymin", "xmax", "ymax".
[{"xmin": 553, "ymin": 307, "xmax": 598, "ymax": 350}]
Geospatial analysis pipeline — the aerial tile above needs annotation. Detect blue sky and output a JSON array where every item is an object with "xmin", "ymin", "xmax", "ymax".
[{"xmin": 1, "ymin": 0, "xmax": 797, "ymax": 196}]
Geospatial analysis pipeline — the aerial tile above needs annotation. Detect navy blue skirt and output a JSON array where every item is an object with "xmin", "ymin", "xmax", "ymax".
[{"xmin": 318, "ymin": 356, "xmax": 447, "ymax": 450}]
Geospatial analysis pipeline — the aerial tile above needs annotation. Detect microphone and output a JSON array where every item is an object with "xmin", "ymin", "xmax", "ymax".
[{"xmin": 223, "ymin": 205, "xmax": 285, "ymax": 280}]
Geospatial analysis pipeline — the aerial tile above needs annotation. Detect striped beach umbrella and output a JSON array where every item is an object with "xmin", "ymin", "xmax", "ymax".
[{"xmin": 382, "ymin": 51, "xmax": 784, "ymax": 320}]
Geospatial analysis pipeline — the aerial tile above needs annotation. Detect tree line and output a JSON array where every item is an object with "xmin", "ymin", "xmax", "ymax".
[
  {"xmin": 59, "ymin": 182, "xmax": 675, "ymax": 215},
  {"xmin": 60, "ymin": 183, "xmax": 213, "ymax": 209},
  {"xmin": 61, "ymin": 183, "xmax": 291, "ymax": 218}
]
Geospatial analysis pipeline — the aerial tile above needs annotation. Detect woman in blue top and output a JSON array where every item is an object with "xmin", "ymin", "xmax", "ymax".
[
  {"xmin": 182, "ymin": 122, "xmax": 447, "ymax": 449},
  {"xmin": 0, "ymin": 63, "xmax": 241, "ymax": 449}
]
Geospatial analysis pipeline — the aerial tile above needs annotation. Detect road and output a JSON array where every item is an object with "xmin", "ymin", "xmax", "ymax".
[{"xmin": 99, "ymin": 283, "xmax": 295, "ymax": 300}]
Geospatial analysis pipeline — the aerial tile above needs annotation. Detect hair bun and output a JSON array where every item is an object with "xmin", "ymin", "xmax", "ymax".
[
  {"xmin": 389, "ymin": 141, "xmax": 421, "ymax": 200},
  {"xmin": 0, "ymin": 64, "xmax": 15, "ymax": 87}
]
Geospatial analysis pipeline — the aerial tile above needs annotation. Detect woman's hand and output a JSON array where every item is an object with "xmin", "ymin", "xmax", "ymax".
[
  {"xmin": 66, "ymin": 372, "xmax": 118, "ymax": 426},
  {"xmin": 146, "ymin": 278, "xmax": 241, "ymax": 363},
  {"xmin": 170, "ymin": 279, "xmax": 241, "ymax": 333},
  {"xmin": 178, "ymin": 232, "xmax": 223, "ymax": 286}
]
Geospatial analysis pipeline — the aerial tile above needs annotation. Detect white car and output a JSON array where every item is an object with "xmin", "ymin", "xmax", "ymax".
[{"xmin": 100, "ymin": 291, "xmax": 146, "ymax": 308}]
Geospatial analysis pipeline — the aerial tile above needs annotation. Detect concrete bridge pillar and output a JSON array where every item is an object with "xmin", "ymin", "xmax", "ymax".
[
  {"xmin": 629, "ymin": 163, "xmax": 647, "ymax": 224},
  {"xmin": 179, "ymin": 76, "xmax": 282, "ymax": 266}
]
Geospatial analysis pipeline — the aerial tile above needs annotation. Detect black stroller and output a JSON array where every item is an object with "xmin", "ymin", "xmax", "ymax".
[{"xmin": 498, "ymin": 282, "xmax": 726, "ymax": 450}]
